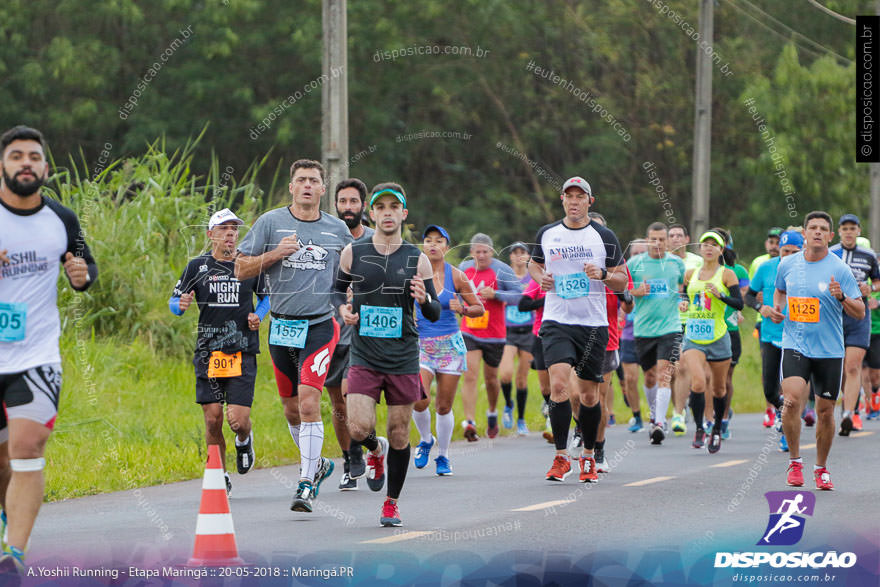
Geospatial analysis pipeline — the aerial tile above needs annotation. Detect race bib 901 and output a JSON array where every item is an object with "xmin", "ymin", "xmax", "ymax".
[{"xmin": 208, "ymin": 351, "xmax": 242, "ymax": 378}]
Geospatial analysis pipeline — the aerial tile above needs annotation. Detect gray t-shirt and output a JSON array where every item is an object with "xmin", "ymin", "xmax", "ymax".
[
  {"xmin": 337, "ymin": 225, "xmax": 375, "ymax": 346},
  {"xmin": 238, "ymin": 207, "xmax": 353, "ymax": 324}
]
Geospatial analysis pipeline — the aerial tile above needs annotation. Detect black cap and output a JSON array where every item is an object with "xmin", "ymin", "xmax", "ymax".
[{"xmin": 839, "ymin": 214, "xmax": 860, "ymax": 226}]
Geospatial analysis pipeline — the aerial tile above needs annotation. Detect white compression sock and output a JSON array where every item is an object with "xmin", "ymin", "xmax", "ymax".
[
  {"xmin": 299, "ymin": 421, "xmax": 324, "ymax": 481},
  {"xmin": 655, "ymin": 387, "xmax": 672, "ymax": 425},
  {"xmin": 288, "ymin": 423, "xmax": 301, "ymax": 449},
  {"xmin": 412, "ymin": 408, "xmax": 433, "ymax": 444},
  {"xmin": 436, "ymin": 410, "xmax": 454, "ymax": 458},
  {"xmin": 645, "ymin": 385, "xmax": 658, "ymax": 420}
]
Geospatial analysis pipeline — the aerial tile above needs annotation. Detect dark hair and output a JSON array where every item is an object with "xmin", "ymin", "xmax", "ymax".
[
  {"xmin": 1, "ymin": 125, "xmax": 45, "ymax": 156},
  {"xmin": 669, "ymin": 223, "xmax": 689, "ymax": 238},
  {"xmin": 370, "ymin": 182, "xmax": 406, "ymax": 200},
  {"xmin": 722, "ymin": 246, "xmax": 737, "ymax": 266},
  {"xmin": 646, "ymin": 222, "xmax": 667, "ymax": 235},
  {"xmin": 804, "ymin": 211, "xmax": 833, "ymax": 231},
  {"xmin": 588, "ymin": 211, "xmax": 606, "ymax": 226},
  {"xmin": 335, "ymin": 178, "xmax": 367, "ymax": 204},
  {"xmin": 710, "ymin": 227, "xmax": 731, "ymax": 245},
  {"xmin": 289, "ymin": 158, "xmax": 325, "ymax": 183}
]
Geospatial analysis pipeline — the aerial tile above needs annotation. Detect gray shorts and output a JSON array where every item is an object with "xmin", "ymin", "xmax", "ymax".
[{"xmin": 682, "ymin": 333, "xmax": 732, "ymax": 362}]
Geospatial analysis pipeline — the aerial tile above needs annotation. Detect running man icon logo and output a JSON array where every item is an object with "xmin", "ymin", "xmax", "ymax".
[{"xmin": 758, "ymin": 491, "xmax": 816, "ymax": 546}]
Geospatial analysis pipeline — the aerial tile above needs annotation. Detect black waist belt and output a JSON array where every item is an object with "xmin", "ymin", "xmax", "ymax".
[{"xmin": 270, "ymin": 311, "xmax": 326, "ymax": 321}]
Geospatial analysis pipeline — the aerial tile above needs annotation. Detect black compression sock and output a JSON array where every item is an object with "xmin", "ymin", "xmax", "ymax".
[
  {"xmin": 386, "ymin": 446, "xmax": 410, "ymax": 500},
  {"xmin": 501, "ymin": 382, "xmax": 513, "ymax": 408},
  {"xmin": 549, "ymin": 400, "xmax": 572, "ymax": 451},
  {"xmin": 349, "ymin": 439, "xmax": 362, "ymax": 455},
  {"xmin": 595, "ymin": 439, "xmax": 605, "ymax": 451},
  {"xmin": 361, "ymin": 431, "xmax": 379, "ymax": 453},
  {"xmin": 633, "ymin": 410, "xmax": 641, "ymax": 420},
  {"xmin": 342, "ymin": 449, "xmax": 350, "ymax": 472},
  {"xmin": 516, "ymin": 387, "xmax": 528, "ymax": 419},
  {"xmin": 713, "ymin": 396, "xmax": 726, "ymax": 432},
  {"xmin": 579, "ymin": 403, "xmax": 602, "ymax": 451},
  {"xmin": 690, "ymin": 392, "xmax": 705, "ymax": 430}
]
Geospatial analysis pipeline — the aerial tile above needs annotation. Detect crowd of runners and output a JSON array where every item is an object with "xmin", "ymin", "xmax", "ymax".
[{"xmin": 1, "ymin": 125, "xmax": 878, "ymax": 572}]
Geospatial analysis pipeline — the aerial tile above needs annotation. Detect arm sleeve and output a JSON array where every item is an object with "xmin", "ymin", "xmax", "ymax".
[
  {"xmin": 255, "ymin": 295, "xmax": 271, "ymax": 320},
  {"xmin": 744, "ymin": 288, "xmax": 762, "ymax": 311},
  {"xmin": 168, "ymin": 297, "xmax": 183, "ymax": 316},
  {"xmin": 419, "ymin": 277, "xmax": 443, "ymax": 322},
  {"xmin": 492, "ymin": 261, "xmax": 524, "ymax": 304},
  {"xmin": 54, "ymin": 201, "xmax": 98, "ymax": 291},
  {"xmin": 718, "ymin": 286, "xmax": 744, "ymax": 311},
  {"xmin": 334, "ymin": 269, "xmax": 353, "ymax": 309},
  {"xmin": 518, "ymin": 295, "xmax": 545, "ymax": 312}
]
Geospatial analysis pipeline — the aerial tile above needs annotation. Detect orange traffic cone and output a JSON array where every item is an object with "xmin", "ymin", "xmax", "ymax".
[{"xmin": 188, "ymin": 444, "xmax": 244, "ymax": 566}]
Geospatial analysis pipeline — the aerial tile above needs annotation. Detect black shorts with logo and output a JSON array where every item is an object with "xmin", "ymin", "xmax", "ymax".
[
  {"xmin": 195, "ymin": 352, "xmax": 257, "ymax": 407},
  {"xmin": 635, "ymin": 331, "xmax": 681, "ymax": 371},
  {"xmin": 464, "ymin": 335, "xmax": 505, "ymax": 368},
  {"xmin": 781, "ymin": 349, "xmax": 843, "ymax": 402},
  {"xmin": 539, "ymin": 321, "xmax": 609, "ymax": 382}
]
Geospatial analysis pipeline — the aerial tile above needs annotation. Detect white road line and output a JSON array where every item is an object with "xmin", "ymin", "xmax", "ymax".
[
  {"xmin": 710, "ymin": 459, "xmax": 748, "ymax": 468},
  {"xmin": 624, "ymin": 476, "xmax": 676, "ymax": 487},
  {"xmin": 511, "ymin": 499, "xmax": 575, "ymax": 512},
  {"xmin": 361, "ymin": 531, "xmax": 436, "ymax": 544}
]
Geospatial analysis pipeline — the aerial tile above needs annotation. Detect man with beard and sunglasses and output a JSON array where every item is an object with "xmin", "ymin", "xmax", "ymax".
[
  {"xmin": 326, "ymin": 178, "xmax": 374, "ymax": 490},
  {"xmin": 0, "ymin": 126, "xmax": 98, "ymax": 573}
]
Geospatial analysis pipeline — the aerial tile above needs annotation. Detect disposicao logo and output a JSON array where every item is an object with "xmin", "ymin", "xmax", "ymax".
[{"xmin": 714, "ymin": 491, "xmax": 857, "ymax": 569}]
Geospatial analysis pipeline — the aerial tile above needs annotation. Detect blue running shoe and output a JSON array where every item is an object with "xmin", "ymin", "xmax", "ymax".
[
  {"xmin": 502, "ymin": 405, "xmax": 514, "ymax": 429},
  {"xmin": 435, "ymin": 455, "xmax": 453, "ymax": 476},
  {"xmin": 774, "ymin": 410, "xmax": 783, "ymax": 433},
  {"xmin": 312, "ymin": 457, "xmax": 335, "ymax": 498},
  {"xmin": 0, "ymin": 545, "xmax": 24, "ymax": 576},
  {"xmin": 627, "ymin": 417, "xmax": 643, "ymax": 433},
  {"xmin": 779, "ymin": 433, "xmax": 789, "ymax": 452},
  {"xmin": 414, "ymin": 436, "xmax": 435, "ymax": 469},
  {"xmin": 721, "ymin": 419, "xmax": 730, "ymax": 440},
  {"xmin": 516, "ymin": 419, "xmax": 529, "ymax": 436},
  {"xmin": 608, "ymin": 413, "xmax": 616, "ymax": 426}
]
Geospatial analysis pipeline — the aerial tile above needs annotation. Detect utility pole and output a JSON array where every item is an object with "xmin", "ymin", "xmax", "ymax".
[
  {"xmin": 322, "ymin": 0, "xmax": 348, "ymax": 212},
  {"xmin": 691, "ymin": 0, "xmax": 713, "ymax": 238}
]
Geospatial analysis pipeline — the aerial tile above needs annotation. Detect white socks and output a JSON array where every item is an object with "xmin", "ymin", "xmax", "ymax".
[
  {"xmin": 655, "ymin": 387, "xmax": 671, "ymax": 425},
  {"xmin": 436, "ymin": 411, "xmax": 454, "ymax": 458},
  {"xmin": 412, "ymin": 408, "xmax": 433, "ymax": 444},
  {"xmin": 299, "ymin": 421, "xmax": 324, "ymax": 482},
  {"xmin": 288, "ymin": 423, "xmax": 300, "ymax": 448},
  {"xmin": 645, "ymin": 385, "xmax": 658, "ymax": 420}
]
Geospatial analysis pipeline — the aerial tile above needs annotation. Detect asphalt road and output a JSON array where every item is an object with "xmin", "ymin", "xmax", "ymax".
[{"xmin": 29, "ymin": 413, "xmax": 880, "ymax": 585}]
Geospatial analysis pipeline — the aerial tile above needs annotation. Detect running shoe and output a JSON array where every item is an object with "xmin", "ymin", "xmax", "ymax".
[
  {"xmin": 349, "ymin": 446, "xmax": 366, "ymax": 479},
  {"xmin": 627, "ymin": 416, "xmax": 643, "ymax": 433},
  {"xmin": 774, "ymin": 409, "xmax": 783, "ymax": 433},
  {"xmin": 839, "ymin": 414, "xmax": 853, "ymax": 437},
  {"xmin": 366, "ymin": 436, "xmax": 388, "ymax": 492},
  {"xmin": 0, "ymin": 546, "xmax": 24, "ymax": 576},
  {"xmin": 312, "ymin": 457, "xmax": 335, "ymax": 498},
  {"xmin": 0, "ymin": 510, "xmax": 7, "ymax": 552},
  {"xmin": 380, "ymin": 498, "xmax": 402, "ymax": 527},
  {"xmin": 872, "ymin": 391, "xmax": 880, "ymax": 413},
  {"xmin": 435, "ymin": 455, "xmax": 453, "ymax": 476},
  {"xmin": 803, "ymin": 408, "xmax": 816, "ymax": 427},
  {"xmin": 290, "ymin": 480, "xmax": 315, "ymax": 512},
  {"xmin": 763, "ymin": 407, "xmax": 775, "ymax": 428},
  {"xmin": 595, "ymin": 448, "xmax": 608, "ymax": 473},
  {"xmin": 516, "ymin": 419, "xmax": 529, "ymax": 436},
  {"xmin": 542, "ymin": 418, "xmax": 554, "ymax": 443},
  {"xmin": 814, "ymin": 467, "xmax": 834, "ymax": 491},
  {"xmin": 692, "ymin": 429, "xmax": 706, "ymax": 449},
  {"xmin": 868, "ymin": 409, "xmax": 879, "ymax": 421},
  {"xmin": 721, "ymin": 419, "xmax": 731, "ymax": 440},
  {"xmin": 338, "ymin": 472, "xmax": 358, "ymax": 491},
  {"xmin": 852, "ymin": 413, "xmax": 863, "ymax": 431},
  {"xmin": 545, "ymin": 455, "xmax": 572, "ymax": 481},
  {"xmin": 671, "ymin": 413, "xmax": 686, "ymax": 436},
  {"xmin": 487, "ymin": 412, "xmax": 499, "ymax": 439},
  {"xmin": 650, "ymin": 423, "xmax": 665, "ymax": 445},
  {"xmin": 224, "ymin": 472, "xmax": 232, "ymax": 496},
  {"xmin": 608, "ymin": 413, "xmax": 616, "ymax": 426},
  {"xmin": 779, "ymin": 433, "xmax": 788, "ymax": 452},
  {"xmin": 235, "ymin": 432, "xmax": 255, "ymax": 474},
  {"xmin": 502, "ymin": 405, "xmax": 514, "ymax": 429},
  {"xmin": 786, "ymin": 461, "xmax": 804, "ymax": 487},
  {"xmin": 567, "ymin": 428, "xmax": 583, "ymax": 458},
  {"xmin": 578, "ymin": 456, "xmax": 598, "ymax": 483},
  {"xmin": 541, "ymin": 401, "xmax": 550, "ymax": 418},
  {"xmin": 707, "ymin": 431, "xmax": 721, "ymax": 454},
  {"xmin": 414, "ymin": 435, "xmax": 435, "ymax": 469},
  {"xmin": 462, "ymin": 420, "xmax": 479, "ymax": 442}
]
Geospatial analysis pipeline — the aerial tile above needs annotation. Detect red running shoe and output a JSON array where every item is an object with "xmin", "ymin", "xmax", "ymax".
[
  {"xmin": 786, "ymin": 461, "xmax": 804, "ymax": 487},
  {"xmin": 366, "ymin": 436, "xmax": 388, "ymax": 492},
  {"xmin": 545, "ymin": 455, "xmax": 571, "ymax": 481},
  {"xmin": 763, "ymin": 407, "xmax": 775, "ymax": 428},
  {"xmin": 579, "ymin": 456, "xmax": 598, "ymax": 483},
  {"xmin": 852, "ymin": 413, "xmax": 863, "ymax": 431},
  {"xmin": 380, "ymin": 498, "xmax": 402, "ymax": 526},
  {"xmin": 814, "ymin": 467, "xmax": 834, "ymax": 491}
]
